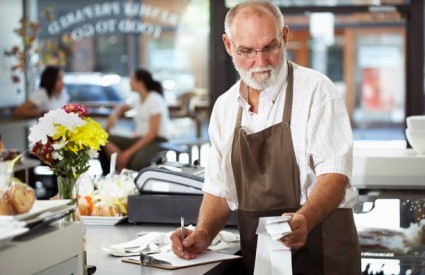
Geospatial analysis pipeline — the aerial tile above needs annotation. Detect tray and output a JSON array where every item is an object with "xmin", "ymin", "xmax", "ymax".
[
  {"xmin": 80, "ymin": 215, "xmax": 127, "ymax": 226},
  {"xmin": 0, "ymin": 200, "xmax": 71, "ymax": 222}
]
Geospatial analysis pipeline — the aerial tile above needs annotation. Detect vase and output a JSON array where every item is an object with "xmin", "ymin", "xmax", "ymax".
[
  {"xmin": 57, "ymin": 175, "xmax": 87, "ymax": 275},
  {"xmin": 57, "ymin": 175, "xmax": 78, "ymax": 222}
]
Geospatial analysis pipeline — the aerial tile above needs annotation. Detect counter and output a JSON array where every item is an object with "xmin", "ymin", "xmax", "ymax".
[
  {"xmin": 85, "ymin": 223, "xmax": 241, "ymax": 275},
  {"xmin": 0, "ymin": 222, "xmax": 84, "ymax": 275}
]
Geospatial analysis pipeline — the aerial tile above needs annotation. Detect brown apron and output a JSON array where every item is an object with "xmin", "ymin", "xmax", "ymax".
[{"xmin": 231, "ymin": 62, "xmax": 361, "ymax": 275}]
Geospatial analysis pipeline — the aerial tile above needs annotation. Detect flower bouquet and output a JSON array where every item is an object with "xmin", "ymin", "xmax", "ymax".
[{"xmin": 28, "ymin": 104, "xmax": 108, "ymax": 218}]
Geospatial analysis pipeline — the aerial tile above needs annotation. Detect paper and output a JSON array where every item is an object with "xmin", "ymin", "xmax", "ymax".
[
  {"xmin": 105, "ymin": 229, "xmax": 240, "ymax": 257},
  {"xmin": 266, "ymin": 222, "xmax": 291, "ymax": 240},
  {"xmin": 110, "ymin": 152, "xmax": 117, "ymax": 174},
  {"xmin": 109, "ymin": 232, "xmax": 160, "ymax": 253},
  {"xmin": 122, "ymin": 251, "xmax": 241, "ymax": 270},
  {"xmin": 254, "ymin": 216, "xmax": 292, "ymax": 275}
]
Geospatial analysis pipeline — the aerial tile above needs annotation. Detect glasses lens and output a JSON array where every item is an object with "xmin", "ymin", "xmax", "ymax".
[
  {"xmin": 245, "ymin": 51, "xmax": 256, "ymax": 59},
  {"xmin": 269, "ymin": 44, "xmax": 281, "ymax": 55},
  {"xmin": 237, "ymin": 41, "xmax": 281, "ymax": 59}
]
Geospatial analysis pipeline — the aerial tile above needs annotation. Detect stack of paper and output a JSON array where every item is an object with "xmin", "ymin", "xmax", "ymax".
[{"xmin": 264, "ymin": 216, "xmax": 292, "ymax": 240}]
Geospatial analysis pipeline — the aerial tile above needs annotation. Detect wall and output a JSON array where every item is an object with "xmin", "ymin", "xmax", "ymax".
[{"xmin": 0, "ymin": 0, "xmax": 24, "ymax": 107}]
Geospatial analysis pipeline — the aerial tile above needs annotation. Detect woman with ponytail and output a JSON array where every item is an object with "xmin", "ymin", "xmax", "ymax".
[{"xmin": 99, "ymin": 68, "xmax": 170, "ymax": 174}]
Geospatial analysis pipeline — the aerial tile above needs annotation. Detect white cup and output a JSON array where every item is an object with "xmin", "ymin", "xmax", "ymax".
[
  {"xmin": 406, "ymin": 115, "xmax": 425, "ymax": 129},
  {"xmin": 406, "ymin": 128, "xmax": 425, "ymax": 154}
]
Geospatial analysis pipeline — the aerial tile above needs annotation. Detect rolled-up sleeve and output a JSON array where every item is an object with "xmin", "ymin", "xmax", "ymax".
[
  {"xmin": 308, "ymin": 96, "xmax": 353, "ymax": 179},
  {"xmin": 202, "ymin": 94, "xmax": 239, "ymax": 211}
]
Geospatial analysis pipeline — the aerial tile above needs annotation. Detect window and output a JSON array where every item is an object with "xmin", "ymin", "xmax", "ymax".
[{"xmin": 29, "ymin": 0, "xmax": 210, "ymax": 107}]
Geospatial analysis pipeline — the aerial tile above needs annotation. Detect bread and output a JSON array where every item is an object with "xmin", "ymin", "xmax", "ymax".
[
  {"xmin": 0, "ymin": 190, "xmax": 14, "ymax": 215},
  {"xmin": 0, "ymin": 184, "xmax": 36, "ymax": 215},
  {"xmin": 91, "ymin": 203, "xmax": 122, "ymax": 217}
]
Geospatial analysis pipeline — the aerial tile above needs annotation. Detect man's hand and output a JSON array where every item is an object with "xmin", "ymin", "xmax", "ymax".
[
  {"xmin": 280, "ymin": 173, "xmax": 348, "ymax": 249},
  {"xmin": 280, "ymin": 213, "xmax": 308, "ymax": 249},
  {"xmin": 170, "ymin": 193, "xmax": 231, "ymax": 259},
  {"xmin": 170, "ymin": 228, "xmax": 210, "ymax": 259}
]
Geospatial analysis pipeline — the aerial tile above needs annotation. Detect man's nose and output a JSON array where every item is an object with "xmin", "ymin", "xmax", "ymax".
[{"xmin": 253, "ymin": 51, "xmax": 269, "ymax": 66}]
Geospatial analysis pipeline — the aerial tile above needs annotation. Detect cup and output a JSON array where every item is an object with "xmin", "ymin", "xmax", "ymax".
[
  {"xmin": 406, "ymin": 128, "xmax": 425, "ymax": 154},
  {"xmin": 406, "ymin": 115, "xmax": 425, "ymax": 129}
]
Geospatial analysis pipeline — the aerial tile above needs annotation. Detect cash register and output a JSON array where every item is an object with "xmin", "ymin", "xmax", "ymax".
[{"xmin": 128, "ymin": 162, "xmax": 238, "ymax": 226}]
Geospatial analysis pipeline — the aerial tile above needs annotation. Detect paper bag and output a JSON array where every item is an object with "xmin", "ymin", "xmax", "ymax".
[{"xmin": 253, "ymin": 217, "xmax": 292, "ymax": 275}]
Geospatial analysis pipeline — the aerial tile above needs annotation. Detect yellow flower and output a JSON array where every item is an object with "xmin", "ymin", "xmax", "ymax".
[
  {"xmin": 66, "ymin": 118, "xmax": 108, "ymax": 153},
  {"xmin": 52, "ymin": 124, "xmax": 69, "ymax": 141}
]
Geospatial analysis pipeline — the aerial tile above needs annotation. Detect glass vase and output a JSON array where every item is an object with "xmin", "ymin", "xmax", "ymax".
[{"xmin": 57, "ymin": 175, "xmax": 78, "ymax": 222}]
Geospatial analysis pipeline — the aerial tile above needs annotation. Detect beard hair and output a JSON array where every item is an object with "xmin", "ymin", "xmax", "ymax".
[{"xmin": 233, "ymin": 54, "xmax": 285, "ymax": 90}]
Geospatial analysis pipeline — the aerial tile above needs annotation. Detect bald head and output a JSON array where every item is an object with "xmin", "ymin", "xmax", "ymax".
[{"xmin": 224, "ymin": 1, "xmax": 284, "ymax": 39}]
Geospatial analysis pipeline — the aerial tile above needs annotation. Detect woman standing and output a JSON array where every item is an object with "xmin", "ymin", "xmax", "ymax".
[
  {"xmin": 99, "ymin": 68, "xmax": 169, "ymax": 174},
  {"xmin": 14, "ymin": 66, "xmax": 69, "ymax": 118}
]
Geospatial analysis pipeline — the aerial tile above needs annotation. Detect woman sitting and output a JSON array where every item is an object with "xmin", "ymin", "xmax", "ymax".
[
  {"xmin": 99, "ymin": 68, "xmax": 170, "ymax": 174},
  {"xmin": 14, "ymin": 66, "xmax": 69, "ymax": 118}
]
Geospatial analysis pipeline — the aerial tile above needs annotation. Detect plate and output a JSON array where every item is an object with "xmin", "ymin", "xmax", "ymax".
[
  {"xmin": 80, "ymin": 215, "xmax": 127, "ymax": 226},
  {"xmin": 0, "ymin": 227, "xmax": 29, "ymax": 247},
  {"xmin": 0, "ymin": 200, "xmax": 71, "ymax": 222}
]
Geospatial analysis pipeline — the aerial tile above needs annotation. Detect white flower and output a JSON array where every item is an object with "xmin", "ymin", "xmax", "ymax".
[
  {"xmin": 52, "ymin": 151, "xmax": 63, "ymax": 160},
  {"xmin": 88, "ymin": 149, "xmax": 99, "ymax": 158},
  {"xmin": 28, "ymin": 109, "xmax": 86, "ymax": 145},
  {"xmin": 52, "ymin": 139, "xmax": 67, "ymax": 150}
]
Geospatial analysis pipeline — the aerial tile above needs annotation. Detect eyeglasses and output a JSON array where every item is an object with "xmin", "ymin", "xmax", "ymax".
[{"xmin": 230, "ymin": 39, "xmax": 282, "ymax": 59}]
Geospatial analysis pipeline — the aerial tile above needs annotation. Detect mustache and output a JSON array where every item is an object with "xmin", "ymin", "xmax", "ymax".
[{"xmin": 249, "ymin": 66, "xmax": 274, "ymax": 73}]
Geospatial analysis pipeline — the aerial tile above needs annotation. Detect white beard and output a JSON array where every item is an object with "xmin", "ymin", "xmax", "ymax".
[{"xmin": 233, "ymin": 55, "xmax": 284, "ymax": 90}]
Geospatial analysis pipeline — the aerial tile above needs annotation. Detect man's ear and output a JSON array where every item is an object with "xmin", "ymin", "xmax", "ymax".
[
  {"xmin": 222, "ymin": 34, "xmax": 233, "ymax": 56},
  {"xmin": 282, "ymin": 25, "xmax": 289, "ymax": 47}
]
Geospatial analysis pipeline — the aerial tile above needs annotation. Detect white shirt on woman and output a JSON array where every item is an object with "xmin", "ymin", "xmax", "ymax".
[
  {"xmin": 133, "ymin": 91, "xmax": 169, "ymax": 139},
  {"xmin": 203, "ymin": 60, "xmax": 356, "ymax": 211},
  {"xmin": 29, "ymin": 88, "xmax": 69, "ymax": 112}
]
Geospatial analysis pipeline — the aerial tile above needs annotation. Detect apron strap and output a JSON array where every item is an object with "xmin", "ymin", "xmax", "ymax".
[{"xmin": 282, "ymin": 61, "xmax": 293, "ymax": 125}]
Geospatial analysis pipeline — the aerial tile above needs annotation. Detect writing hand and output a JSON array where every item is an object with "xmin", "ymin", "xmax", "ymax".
[{"xmin": 170, "ymin": 228, "xmax": 210, "ymax": 259}]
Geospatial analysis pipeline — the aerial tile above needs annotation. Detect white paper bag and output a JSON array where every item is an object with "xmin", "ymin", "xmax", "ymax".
[{"xmin": 254, "ymin": 217, "xmax": 292, "ymax": 275}]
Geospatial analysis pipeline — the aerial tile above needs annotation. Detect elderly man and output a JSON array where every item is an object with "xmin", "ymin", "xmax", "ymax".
[{"xmin": 170, "ymin": 1, "xmax": 361, "ymax": 274}]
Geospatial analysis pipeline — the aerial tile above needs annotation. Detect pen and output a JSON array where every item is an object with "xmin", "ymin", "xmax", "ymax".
[{"xmin": 180, "ymin": 216, "xmax": 185, "ymax": 243}]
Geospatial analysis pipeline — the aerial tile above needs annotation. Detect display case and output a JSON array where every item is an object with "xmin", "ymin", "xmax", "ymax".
[{"xmin": 353, "ymin": 148, "xmax": 425, "ymax": 275}]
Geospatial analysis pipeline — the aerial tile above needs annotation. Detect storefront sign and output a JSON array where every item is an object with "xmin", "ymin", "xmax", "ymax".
[{"xmin": 46, "ymin": 2, "xmax": 180, "ymax": 40}]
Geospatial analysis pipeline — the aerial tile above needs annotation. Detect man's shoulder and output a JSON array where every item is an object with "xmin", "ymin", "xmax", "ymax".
[
  {"xmin": 215, "ymin": 81, "xmax": 239, "ymax": 105},
  {"xmin": 292, "ymin": 62, "xmax": 333, "ymax": 85},
  {"xmin": 292, "ymin": 62, "xmax": 340, "ymax": 100}
]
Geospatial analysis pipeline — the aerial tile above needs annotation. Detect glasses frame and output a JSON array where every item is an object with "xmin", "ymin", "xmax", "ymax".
[{"xmin": 229, "ymin": 37, "xmax": 282, "ymax": 59}]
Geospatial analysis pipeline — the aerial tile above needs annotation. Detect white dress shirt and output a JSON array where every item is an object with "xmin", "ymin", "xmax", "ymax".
[{"xmin": 203, "ymin": 60, "xmax": 356, "ymax": 210}]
